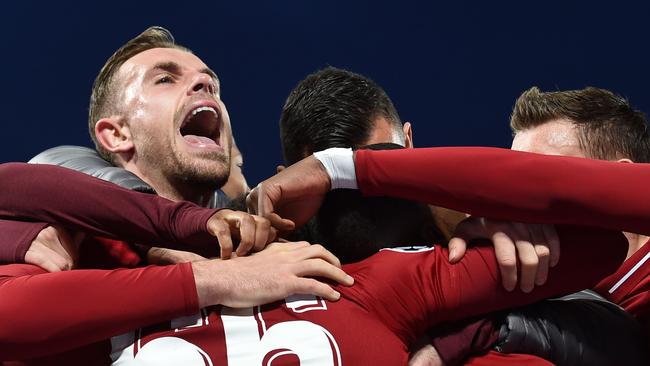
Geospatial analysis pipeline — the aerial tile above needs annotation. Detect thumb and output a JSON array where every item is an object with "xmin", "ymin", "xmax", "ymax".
[{"xmin": 447, "ymin": 236, "xmax": 468, "ymax": 263}]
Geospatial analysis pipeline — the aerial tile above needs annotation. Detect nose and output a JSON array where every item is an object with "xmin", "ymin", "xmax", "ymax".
[{"xmin": 188, "ymin": 72, "xmax": 216, "ymax": 96}]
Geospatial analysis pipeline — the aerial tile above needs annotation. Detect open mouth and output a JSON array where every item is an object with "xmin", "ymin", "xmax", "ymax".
[{"xmin": 179, "ymin": 105, "xmax": 222, "ymax": 150}]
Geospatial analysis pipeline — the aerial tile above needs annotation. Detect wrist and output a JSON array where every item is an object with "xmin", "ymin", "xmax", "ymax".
[
  {"xmin": 191, "ymin": 259, "xmax": 227, "ymax": 308},
  {"xmin": 313, "ymin": 148, "xmax": 357, "ymax": 190}
]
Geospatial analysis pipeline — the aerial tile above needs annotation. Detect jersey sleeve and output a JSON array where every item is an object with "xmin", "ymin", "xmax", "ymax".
[
  {"xmin": 351, "ymin": 225, "xmax": 627, "ymax": 348},
  {"xmin": 0, "ymin": 163, "xmax": 220, "ymax": 253},
  {"xmin": 0, "ymin": 219, "xmax": 48, "ymax": 263},
  {"xmin": 0, "ymin": 262, "xmax": 198, "ymax": 360},
  {"xmin": 355, "ymin": 147, "xmax": 650, "ymax": 234}
]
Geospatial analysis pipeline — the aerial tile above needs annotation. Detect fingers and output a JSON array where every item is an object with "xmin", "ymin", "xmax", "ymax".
[
  {"xmin": 543, "ymin": 224, "xmax": 561, "ymax": 267},
  {"xmin": 39, "ymin": 226, "xmax": 74, "ymax": 266},
  {"xmin": 528, "ymin": 224, "xmax": 550, "ymax": 286},
  {"xmin": 252, "ymin": 215, "xmax": 275, "ymax": 252},
  {"xmin": 246, "ymin": 183, "xmax": 271, "ymax": 217},
  {"xmin": 533, "ymin": 243, "xmax": 550, "ymax": 286},
  {"xmin": 455, "ymin": 218, "xmax": 559, "ymax": 292},
  {"xmin": 293, "ymin": 243, "xmax": 342, "ymax": 269},
  {"xmin": 248, "ymin": 185, "xmax": 295, "ymax": 232},
  {"xmin": 266, "ymin": 212, "xmax": 296, "ymax": 232},
  {"xmin": 51, "ymin": 226, "xmax": 77, "ymax": 266},
  {"xmin": 210, "ymin": 209, "xmax": 284, "ymax": 258},
  {"xmin": 448, "ymin": 216, "xmax": 485, "ymax": 263},
  {"xmin": 234, "ymin": 213, "xmax": 256, "ymax": 257},
  {"xmin": 25, "ymin": 243, "xmax": 70, "ymax": 272},
  {"xmin": 295, "ymin": 258, "xmax": 354, "ymax": 287},
  {"xmin": 292, "ymin": 278, "xmax": 341, "ymax": 301},
  {"xmin": 447, "ymin": 237, "xmax": 467, "ymax": 263},
  {"xmin": 209, "ymin": 218, "xmax": 233, "ymax": 259},
  {"xmin": 257, "ymin": 183, "xmax": 268, "ymax": 217},
  {"xmin": 233, "ymin": 213, "xmax": 276, "ymax": 256},
  {"xmin": 492, "ymin": 232, "xmax": 518, "ymax": 292},
  {"xmin": 24, "ymin": 226, "xmax": 77, "ymax": 272},
  {"xmin": 245, "ymin": 188, "xmax": 257, "ymax": 214}
]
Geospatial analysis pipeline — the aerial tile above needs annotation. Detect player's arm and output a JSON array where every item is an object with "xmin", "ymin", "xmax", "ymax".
[
  {"xmin": 0, "ymin": 219, "xmax": 48, "ymax": 264},
  {"xmin": 0, "ymin": 163, "xmax": 276, "ymax": 258},
  {"xmin": 354, "ymin": 147, "xmax": 650, "ymax": 234},
  {"xmin": 360, "ymin": 225, "xmax": 627, "ymax": 348},
  {"xmin": 0, "ymin": 241, "xmax": 352, "ymax": 360},
  {"xmin": 0, "ymin": 263, "xmax": 198, "ymax": 360},
  {"xmin": 251, "ymin": 147, "xmax": 650, "ymax": 234}
]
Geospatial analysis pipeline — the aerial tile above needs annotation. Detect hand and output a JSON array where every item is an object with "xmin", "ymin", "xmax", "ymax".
[
  {"xmin": 207, "ymin": 209, "xmax": 278, "ymax": 259},
  {"xmin": 24, "ymin": 225, "xmax": 84, "ymax": 272},
  {"xmin": 147, "ymin": 247, "xmax": 208, "ymax": 265},
  {"xmin": 448, "ymin": 217, "xmax": 560, "ymax": 292},
  {"xmin": 409, "ymin": 344, "xmax": 444, "ymax": 366},
  {"xmin": 247, "ymin": 155, "xmax": 331, "ymax": 230},
  {"xmin": 192, "ymin": 241, "xmax": 354, "ymax": 308}
]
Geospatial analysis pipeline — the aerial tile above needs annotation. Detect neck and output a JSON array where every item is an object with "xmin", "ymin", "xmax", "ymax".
[
  {"xmin": 623, "ymin": 231, "xmax": 649, "ymax": 259},
  {"xmin": 123, "ymin": 162, "xmax": 214, "ymax": 206}
]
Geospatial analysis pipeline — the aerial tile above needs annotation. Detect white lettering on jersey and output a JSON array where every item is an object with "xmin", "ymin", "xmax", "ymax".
[
  {"xmin": 113, "ymin": 337, "xmax": 213, "ymax": 366},
  {"xmin": 381, "ymin": 246, "xmax": 434, "ymax": 253},
  {"xmin": 221, "ymin": 299, "xmax": 342, "ymax": 365},
  {"xmin": 112, "ymin": 296, "xmax": 342, "ymax": 365},
  {"xmin": 285, "ymin": 294, "xmax": 328, "ymax": 313}
]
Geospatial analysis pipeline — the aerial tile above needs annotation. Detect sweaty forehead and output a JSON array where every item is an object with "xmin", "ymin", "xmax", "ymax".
[
  {"xmin": 511, "ymin": 119, "xmax": 587, "ymax": 158},
  {"xmin": 118, "ymin": 47, "xmax": 209, "ymax": 81}
]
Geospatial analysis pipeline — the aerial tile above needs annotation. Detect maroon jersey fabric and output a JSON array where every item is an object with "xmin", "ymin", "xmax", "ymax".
[
  {"xmin": 356, "ymin": 147, "xmax": 650, "ymax": 362},
  {"xmin": 0, "ymin": 148, "xmax": 647, "ymax": 364},
  {"xmin": 356, "ymin": 147, "xmax": 650, "ymax": 313},
  {"xmin": 596, "ymin": 240, "xmax": 650, "ymax": 318},
  {"xmin": 595, "ymin": 239, "xmax": 650, "ymax": 350},
  {"xmin": 0, "ymin": 219, "xmax": 47, "ymax": 263},
  {"xmin": 3, "ymin": 225, "xmax": 625, "ymax": 365},
  {"xmin": 0, "ymin": 163, "xmax": 220, "ymax": 256}
]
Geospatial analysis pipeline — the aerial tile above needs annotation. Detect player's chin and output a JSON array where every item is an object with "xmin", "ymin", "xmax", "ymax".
[{"xmin": 192, "ymin": 162, "xmax": 229, "ymax": 187}]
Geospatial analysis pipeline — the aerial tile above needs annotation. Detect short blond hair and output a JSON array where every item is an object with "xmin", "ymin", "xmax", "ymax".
[{"xmin": 510, "ymin": 86, "xmax": 650, "ymax": 163}]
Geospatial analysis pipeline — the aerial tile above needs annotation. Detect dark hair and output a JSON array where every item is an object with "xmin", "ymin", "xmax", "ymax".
[
  {"xmin": 511, "ymin": 86, "xmax": 650, "ymax": 163},
  {"xmin": 290, "ymin": 143, "xmax": 444, "ymax": 263},
  {"xmin": 89, "ymin": 26, "xmax": 189, "ymax": 162},
  {"xmin": 280, "ymin": 67, "xmax": 403, "ymax": 165}
]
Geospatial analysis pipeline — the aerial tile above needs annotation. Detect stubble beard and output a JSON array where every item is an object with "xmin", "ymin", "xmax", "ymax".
[
  {"xmin": 139, "ymin": 136, "xmax": 231, "ymax": 194},
  {"xmin": 167, "ymin": 148, "xmax": 230, "ymax": 192}
]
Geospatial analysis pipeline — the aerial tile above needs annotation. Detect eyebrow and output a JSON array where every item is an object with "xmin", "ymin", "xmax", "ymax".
[{"xmin": 150, "ymin": 61, "xmax": 220, "ymax": 86}]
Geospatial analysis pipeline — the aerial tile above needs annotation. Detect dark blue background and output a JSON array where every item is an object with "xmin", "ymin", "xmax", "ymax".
[{"xmin": 2, "ymin": 1, "xmax": 649, "ymax": 185}]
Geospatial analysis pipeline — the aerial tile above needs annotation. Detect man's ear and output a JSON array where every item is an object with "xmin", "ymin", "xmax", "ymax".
[
  {"xmin": 95, "ymin": 117, "xmax": 134, "ymax": 154},
  {"xmin": 403, "ymin": 122, "xmax": 414, "ymax": 148},
  {"xmin": 276, "ymin": 165, "xmax": 286, "ymax": 173}
]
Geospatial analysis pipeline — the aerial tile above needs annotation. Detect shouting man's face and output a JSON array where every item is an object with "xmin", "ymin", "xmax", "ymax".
[{"xmin": 113, "ymin": 47, "xmax": 233, "ymax": 200}]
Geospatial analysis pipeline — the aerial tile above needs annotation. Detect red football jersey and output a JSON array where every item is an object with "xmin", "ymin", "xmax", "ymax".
[
  {"xmin": 4, "ymin": 223, "xmax": 624, "ymax": 365},
  {"xmin": 1, "ymin": 149, "xmax": 646, "ymax": 364},
  {"xmin": 595, "ymin": 239, "xmax": 650, "ymax": 351}
]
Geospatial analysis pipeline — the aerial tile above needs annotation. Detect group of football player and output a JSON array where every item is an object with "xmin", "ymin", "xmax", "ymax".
[{"xmin": 0, "ymin": 27, "xmax": 647, "ymax": 365}]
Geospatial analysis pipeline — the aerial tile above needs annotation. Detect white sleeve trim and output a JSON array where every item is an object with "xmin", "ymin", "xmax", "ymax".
[{"xmin": 313, "ymin": 148, "xmax": 358, "ymax": 190}]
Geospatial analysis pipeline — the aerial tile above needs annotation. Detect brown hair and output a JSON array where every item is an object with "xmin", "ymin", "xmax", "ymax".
[
  {"xmin": 510, "ymin": 86, "xmax": 650, "ymax": 163},
  {"xmin": 88, "ymin": 26, "xmax": 189, "ymax": 161}
]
